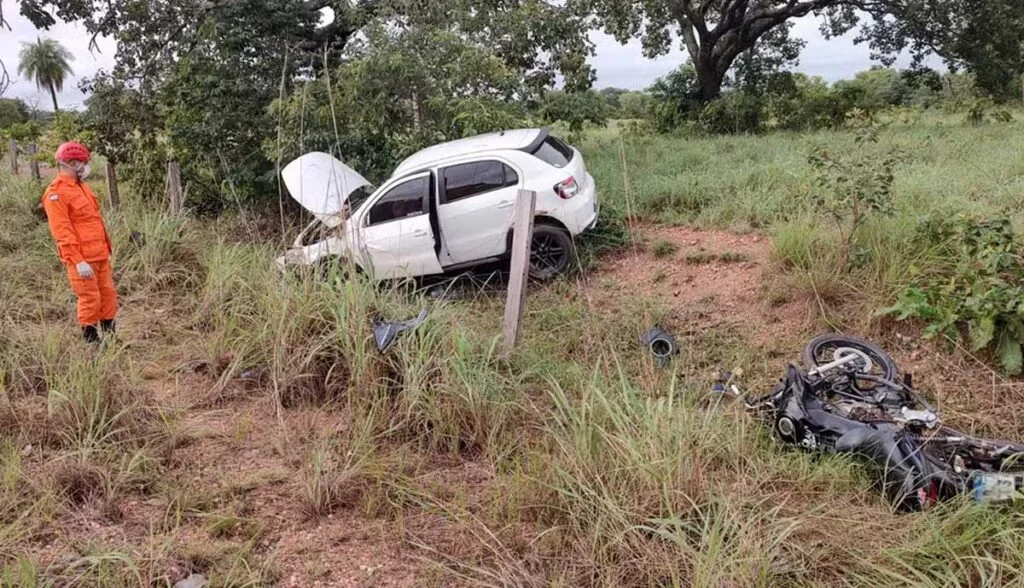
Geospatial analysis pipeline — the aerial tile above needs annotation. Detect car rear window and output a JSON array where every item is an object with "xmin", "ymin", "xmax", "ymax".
[
  {"xmin": 442, "ymin": 161, "xmax": 518, "ymax": 203},
  {"xmin": 530, "ymin": 136, "xmax": 574, "ymax": 168}
]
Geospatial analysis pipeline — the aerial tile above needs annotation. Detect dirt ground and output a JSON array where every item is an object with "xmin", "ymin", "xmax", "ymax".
[
  {"xmin": 586, "ymin": 224, "xmax": 1024, "ymax": 440},
  {"xmin": 173, "ymin": 224, "xmax": 819, "ymax": 585},
  {"xmin": 33, "ymin": 223, "xmax": 1024, "ymax": 585},
  {"xmin": 587, "ymin": 225, "xmax": 813, "ymax": 347},
  {"xmin": 172, "ymin": 224, "xmax": 818, "ymax": 585}
]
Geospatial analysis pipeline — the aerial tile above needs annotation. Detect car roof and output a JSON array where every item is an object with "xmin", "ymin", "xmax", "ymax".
[{"xmin": 392, "ymin": 128, "xmax": 545, "ymax": 177}]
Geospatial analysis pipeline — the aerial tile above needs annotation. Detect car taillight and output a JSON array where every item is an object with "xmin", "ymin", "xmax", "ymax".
[{"xmin": 554, "ymin": 176, "xmax": 579, "ymax": 200}]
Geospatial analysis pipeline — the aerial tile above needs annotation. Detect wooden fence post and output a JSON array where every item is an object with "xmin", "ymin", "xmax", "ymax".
[
  {"xmin": 500, "ymin": 189, "xmax": 537, "ymax": 358},
  {"xmin": 105, "ymin": 161, "xmax": 120, "ymax": 208},
  {"xmin": 27, "ymin": 143, "xmax": 40, "ymax": 181},
  {"xmin": 167, "ymin": 160, "xmax": 183, "ymax": 214},
  {"xmin": 7, "ymin": 139, "xmax": 17, "ymax": 175}
]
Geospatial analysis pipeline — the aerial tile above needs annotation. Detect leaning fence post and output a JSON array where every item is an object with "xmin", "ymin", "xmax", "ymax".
[
  {"xmin": 105, "ymin": 161, "xmax": 120, "ymax": 208},
  {"xmin": 500, "ymin": 189, "xmax": 537, "ymax": 359},
  {"xmin": 27, "ymin": 143, "xmax": 40, "ymax": 181},
  {"xmin": 7, "ymin": 139, "xmax": 17, "ymax": 175},
  {"xmin": 167, "ymin": 160, "xmax": 183, "ymax": 214}
]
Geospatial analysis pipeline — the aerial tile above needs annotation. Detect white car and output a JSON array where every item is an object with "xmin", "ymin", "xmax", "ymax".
[{"xmin": 277, "ymin": 128, "xmax": 599, "ymax": 280}]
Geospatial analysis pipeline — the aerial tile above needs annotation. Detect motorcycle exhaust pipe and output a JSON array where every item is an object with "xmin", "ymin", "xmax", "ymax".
[{"xmin": 640, "ymin": 327, "xmax": 678, "ymax": 367}]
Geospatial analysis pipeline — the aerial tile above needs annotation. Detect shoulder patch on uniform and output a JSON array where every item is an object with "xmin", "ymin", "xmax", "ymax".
[{"xmin": 48, "ymin": 194, "xmax": 60, "ymax": 201}]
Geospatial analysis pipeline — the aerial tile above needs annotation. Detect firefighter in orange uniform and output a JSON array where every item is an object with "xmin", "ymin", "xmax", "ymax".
[{"xmin": 41, "ymin": 141, "xmax": 118, "ymax": 343}]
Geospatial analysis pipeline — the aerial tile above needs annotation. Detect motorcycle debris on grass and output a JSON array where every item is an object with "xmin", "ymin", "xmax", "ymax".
[
  {"xmin": 372, "ymin": 308, "xmax": 428, "ymax": 353},
  {"xmin": 742, "ymin": 334, "xmax": 1024, "ymax": 511},
  {"xmin": 640, "ymin": 326, "xmax": 679, "ymax": 368}
]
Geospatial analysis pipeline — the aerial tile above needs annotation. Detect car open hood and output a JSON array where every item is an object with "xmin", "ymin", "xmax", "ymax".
[{"xmin": 281, "ymin": 152, "xmax": 370, "ymax": 228}]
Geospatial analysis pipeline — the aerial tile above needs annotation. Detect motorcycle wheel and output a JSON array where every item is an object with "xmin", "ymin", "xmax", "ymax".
[{"xmin": 802, "ymin": 333, "xmax": 899, "ymax": 383}]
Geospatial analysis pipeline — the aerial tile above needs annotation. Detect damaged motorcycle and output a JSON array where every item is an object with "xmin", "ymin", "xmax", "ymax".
[{"xmin": 746, "ymin": 334, "xmax": 1024, "ymax": 511}]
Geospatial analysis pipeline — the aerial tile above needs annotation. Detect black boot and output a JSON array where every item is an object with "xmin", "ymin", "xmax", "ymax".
[
  {"xmin": 82, "ymin": 325, "xmax": 100, "ymax": 344},
  {"xmin": 99, "ymin": 319, "xmax": 128, "ymax": 349}
]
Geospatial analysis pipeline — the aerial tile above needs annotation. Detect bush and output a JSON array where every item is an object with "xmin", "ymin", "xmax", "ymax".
[
  {"xmin": 649, "ymin": 239, "xmax": 679, "ymax": 258},
  {"xmin": 807, "ymin": 124, "xmax": 901, "ymax": 266},
  {"xmin": 698, "ymin": 92, "xmax": 764, "ymax": 134},
  {"xmin": 881, "ymin": 217, "xmax": 1024, "ymax": 374},
  {"xmin": 35, "ymin": 112, "xmax": 95, "ymax": 166},
  {"xmin": 648, "ymin": 64, "xmax": 703, "ymax": 133}
]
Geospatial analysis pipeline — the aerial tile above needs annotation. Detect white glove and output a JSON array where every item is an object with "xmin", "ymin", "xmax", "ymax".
[{"xmin": 75, "ymin": 261, "xmax": 94, "ymax": 279}]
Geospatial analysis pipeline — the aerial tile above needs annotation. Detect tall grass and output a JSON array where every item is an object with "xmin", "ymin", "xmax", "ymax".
[
  {"xmin": 581, "ymin": 114, "xmax": 1024, "ymax": 231},
  {"xmin": 3, "ymin": 113, "xmax": 1024, "ymax": 585}
]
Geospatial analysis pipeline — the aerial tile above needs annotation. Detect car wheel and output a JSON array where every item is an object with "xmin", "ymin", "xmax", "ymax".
[{"xmin": 528, "ymin": 224, "xmax": 575, "ymax": 281}]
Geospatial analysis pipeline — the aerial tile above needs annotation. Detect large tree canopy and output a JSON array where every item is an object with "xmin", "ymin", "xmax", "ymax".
[
  {"xmin": 13, "ymin": 0, "xmax": 594, "ymax": 210},
  {"xmin": 846, "ymin": 0, "xmax": 1024, "ymax": 100},
  {"xmin": 575, "ymin": 0, "xmax": 845, "ymax": 100},
  {"xmin": 577, "ymin": 0, "xmax": 1024, "ymax": 101}
]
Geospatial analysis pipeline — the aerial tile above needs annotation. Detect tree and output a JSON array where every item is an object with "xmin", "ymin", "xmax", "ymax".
[
  {"xmin": 598, "ymin": 87, "xmax": 628, "ymax": 111},
  {"xmin": 619, "ymin": 91, "xmax": 652, "ymax": 119},
  {"xmin": 577, "ymin": 0, "xmax": 844, "ymax": 100},
  {"xmin": 578, "ymin": 0, "xmax": 1024, "ymax": 102},
  {"xmin": 648, "ymin": 63, "xmax": 703, "ymax": 131},
  {"xmin": 847, "ymin": 0, "xmax": 1024, "ymax": 101},
  {"xmin": 0, "ymin": 98, "xmax": 29, "ymax": 129},
  {"xmin": 17, "ymin": 38, "xmax": 74, "ymax": 112},
  {"xmin": 22, "ymin": 0, "xmax": 595, "ymax": 210},
  {"xmin": 539, "ymin": 90, "xmax": 610, "ymax": 135},
  {"xmin": 268, "ymin": 24, "xmax": 529, "ymax": 183},
  {"xmin": 731, "ymin": 22, "xmax": 804, "ymax": 95}
]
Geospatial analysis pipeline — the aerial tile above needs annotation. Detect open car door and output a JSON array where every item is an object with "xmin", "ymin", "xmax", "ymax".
[
  {"xmin": 356, "ymin": 171, "xmax": 443, "ymax": 279},
  {"xmin": 281, "ymin": 152, "xmax": 370, "ymax": 228}
]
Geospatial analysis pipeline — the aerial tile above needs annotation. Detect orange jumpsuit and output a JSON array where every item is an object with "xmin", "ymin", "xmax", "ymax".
[{"xmin": 41, "ymin": 175, "xmax": 118, "ymax": 326}]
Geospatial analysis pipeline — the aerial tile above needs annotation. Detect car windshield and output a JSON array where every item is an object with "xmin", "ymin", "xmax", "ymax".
[{"xmin": 347, "ymin": 185, "xmax": 376, "ymax": 215}]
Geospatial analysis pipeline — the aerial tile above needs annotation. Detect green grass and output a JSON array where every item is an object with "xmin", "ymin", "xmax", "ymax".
[
  {"xmin": 3, "ymin": 113, "xmax": 1024, "ymax": 585},
  {"xmin": 649, "ymin": 238, "xmax": 679, "ymax": 258},
  {"xmin": 581, "ymin": 112, "xmax": 1024, "ymax": 231}
]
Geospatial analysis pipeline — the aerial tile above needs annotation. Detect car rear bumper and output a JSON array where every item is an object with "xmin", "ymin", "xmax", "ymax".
[{"xmin": 563, "ymin": 173, "xmax": 599, "ymax": 234}]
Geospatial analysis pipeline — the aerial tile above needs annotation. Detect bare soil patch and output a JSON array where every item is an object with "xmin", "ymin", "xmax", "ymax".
[{"xmin": 586, "ymin": 225, "xmax": 815, "ymax": 357}]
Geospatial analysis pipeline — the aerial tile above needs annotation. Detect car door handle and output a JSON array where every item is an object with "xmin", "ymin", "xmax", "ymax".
[
  {"xmin": 412, "ymin": 229, "xmax": 429, "ymax": 238},
  {"xmin": 497, "ymin": 201, "xmax": 514, "ymax": 209}
]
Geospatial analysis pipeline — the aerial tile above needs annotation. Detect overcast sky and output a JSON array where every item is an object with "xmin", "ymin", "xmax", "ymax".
[{"xmin": 1, "ymin": 0, "xmax": 917, "ymax": 111}]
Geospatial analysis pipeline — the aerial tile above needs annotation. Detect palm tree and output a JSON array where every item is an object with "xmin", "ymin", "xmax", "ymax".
[{"xmin": 18, "ymin": 38, "xmax": 74, "ymax": 112}]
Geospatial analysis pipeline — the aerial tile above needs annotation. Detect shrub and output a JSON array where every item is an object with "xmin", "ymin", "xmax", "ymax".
[
  {"xmin": 649, "ymin": 239, "xmax": 679, "ymax": 258},
  {"xmin": 648, "ymin": 64, "xmax": 703, "ymax": 133},
  {"xmin": 880, "ymin": 217, "xmax": 1024, "ymax": 374},
  {"xmin": 807, "ymin": 124, "xmax": 900, "ymax": 267},
  {"xmin": 698, "ymin": 92, "xmax": 764, "ymax": 134}
]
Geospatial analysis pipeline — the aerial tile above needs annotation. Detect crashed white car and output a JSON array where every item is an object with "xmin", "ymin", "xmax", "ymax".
[{"xmin": 278, "ymin": 128, "xmax": 599, "ymax": 280}]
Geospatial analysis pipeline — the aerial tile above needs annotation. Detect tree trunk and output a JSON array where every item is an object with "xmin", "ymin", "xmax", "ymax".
[
  {"xmin": 49, "ymin": 84, "xmax": 59, "ymax": 112},
  {"xmin": 695, "ymin": 57, "xmax": 728, "ymax": 101}
]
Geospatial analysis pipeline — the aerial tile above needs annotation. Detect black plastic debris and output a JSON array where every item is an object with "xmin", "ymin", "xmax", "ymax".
[
  {"xmin": 712, "ymin": 369, "xmax": 743, "ymax": 397},
  {"xmin": 640, "ymin": 327, "xmax": 678, "ymax": 367},
  {"xmin": 372, "ymin": 308, "xmax": 428, "ymax": 353}
]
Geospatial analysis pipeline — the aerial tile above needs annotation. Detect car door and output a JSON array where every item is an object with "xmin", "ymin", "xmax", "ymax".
[
  {"xmin": 356, "ymin": 172, "xmax": 443, "ymax": 279},
  {"xmin": 436, "ymin": 159, "xmax": 521, "ymax": 265}
]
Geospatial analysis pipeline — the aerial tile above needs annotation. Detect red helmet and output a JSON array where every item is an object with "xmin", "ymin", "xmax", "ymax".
[{"xmin": 55, "ymin": 141, "xmax": 91, "ymax": 163}]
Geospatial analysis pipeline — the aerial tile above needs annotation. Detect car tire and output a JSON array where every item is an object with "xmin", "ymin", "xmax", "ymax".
[{"xmin": 528, "ymin": 224, "xmax": 575, "ymax": 281}]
